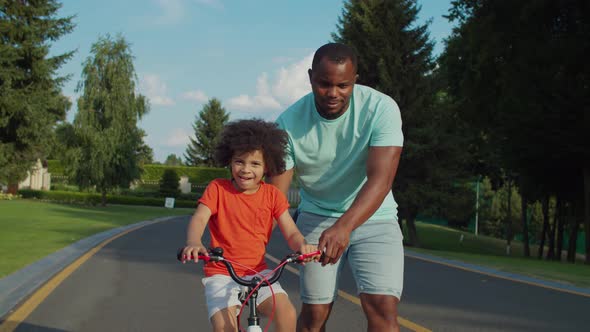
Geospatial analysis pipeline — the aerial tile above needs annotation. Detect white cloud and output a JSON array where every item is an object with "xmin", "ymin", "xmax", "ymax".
[
  {"xmin": 140, "ymin": 73, "xmax": 175, "ymax": 106},
  {"xmin": 226, "ymin": 94, "xmax": 282, "ymax": 112},
  {"xmin": 226, "ymin": 55, "xmax": 313, "ymax": 113},
  {"xmin": 152, "ymin": 0, "xmax": 223, "ymax": 24},
  {"xmin": 272, "ymin": 53, "xmax": 313, "ymax": 106},
  {"xmin": 164, "ymin": 128, "xmax": 191, "ymax": 147},
  {"xmin": 182, "ymin": 90, "xmax": 209, "ymax": 103},
  {"xmin": 226, "ymin": 72, "xmax": 282, "ymax": 112},
  {"xmin": 153, "ymin": 0, "xmax": 185, "ymax": 24},
  {"xmin": 272, "ymin": 56, "xmax": 294, "ymax": 64},
  {"xmin": 194, "ymin": 0, "xmax": 224, "ymax": 9}
]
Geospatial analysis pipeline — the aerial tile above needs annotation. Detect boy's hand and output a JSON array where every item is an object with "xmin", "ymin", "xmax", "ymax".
[
  {"xmin": 181, "ymin": 243, "xmax": 208, "ymax": 263},
  {"xmin": 298, "ymin": 244, "xmax": 321, "ymax": 264}
]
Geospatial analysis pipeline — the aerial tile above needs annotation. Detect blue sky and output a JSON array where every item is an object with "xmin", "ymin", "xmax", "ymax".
[{"xmin": 52, "ymin": 0, "xmax": 454, "ymax": 162}]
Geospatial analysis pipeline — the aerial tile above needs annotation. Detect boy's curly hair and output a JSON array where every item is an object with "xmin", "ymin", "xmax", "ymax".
[{"xmin": 214, "ymin": 119, "xmax": 288, "ymax": 176}]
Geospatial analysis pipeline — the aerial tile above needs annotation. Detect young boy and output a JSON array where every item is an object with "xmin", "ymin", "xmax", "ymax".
[{"xmin": 180, "ymin": 119, "xmax": 318, "ymax": 332}]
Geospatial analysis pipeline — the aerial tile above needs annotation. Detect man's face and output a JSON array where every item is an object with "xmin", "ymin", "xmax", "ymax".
[{"xmin": 308, "ymin": 57, "xmax": 357, "ymax": 119}]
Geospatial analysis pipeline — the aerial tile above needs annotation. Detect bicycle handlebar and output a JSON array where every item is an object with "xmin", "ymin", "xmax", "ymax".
[{"xmin": 177, "ymin": 247, "xmax": 321, "ymax": 288}]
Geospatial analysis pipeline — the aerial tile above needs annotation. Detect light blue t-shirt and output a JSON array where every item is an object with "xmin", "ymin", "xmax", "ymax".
[{"xmin": 276, "ymin": 84, "xmax": 403, "ymax": 219}]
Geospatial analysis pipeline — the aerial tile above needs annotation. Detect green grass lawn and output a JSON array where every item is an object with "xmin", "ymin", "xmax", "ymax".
[
  {"xmin": 405, "ymin": 221, "xmax": 590, "ymax": 288},
  {"xmin": 0, "ymin": 199, "xmax": 194, "ymax": 278}
]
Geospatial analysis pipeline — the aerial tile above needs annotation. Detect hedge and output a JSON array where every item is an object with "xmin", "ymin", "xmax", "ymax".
[
  {"xmin": 18, "ymin": 189, "xmax": 197, "ymax": 208},
  {"xmin": 45, "ymin": 160, "xmax": 228, "ymax": 184},
  {"xmin": 141, "ymin": 164, "xmax": 229, "ymax": 183},
  {"xmin": 46, "ymin": 159, "xmax": 65, "ymax": 175}
]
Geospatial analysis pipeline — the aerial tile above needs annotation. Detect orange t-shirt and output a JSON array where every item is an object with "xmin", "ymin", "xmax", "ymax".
[{"xmin": 198, "ymin": 178, "xmax": 290, "ymax": 277}]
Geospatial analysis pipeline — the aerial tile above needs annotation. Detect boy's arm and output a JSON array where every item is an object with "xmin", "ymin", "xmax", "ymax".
[
  {"xmin": 183, "ymin": 203, "xmax": 212, "ymax": 262},
  {"xmin": 275, "ymin": 209, "xmax": 309, "ymax": 252}
]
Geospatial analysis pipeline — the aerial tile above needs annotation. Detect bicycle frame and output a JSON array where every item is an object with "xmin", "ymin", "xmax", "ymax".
[{"xmin": 177, "ymin": 247, "xmax": 320, "ymax": 332}]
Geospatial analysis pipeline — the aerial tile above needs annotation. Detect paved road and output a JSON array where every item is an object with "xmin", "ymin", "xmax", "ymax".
[{"xmin": 1, "ymin": 215, "xmax": 590, "ymax": 331}]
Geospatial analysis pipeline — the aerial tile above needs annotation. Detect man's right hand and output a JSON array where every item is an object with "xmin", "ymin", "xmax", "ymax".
[{"xmin": 318, "ymin": 223, "xmax": 352, "ymax": 266}]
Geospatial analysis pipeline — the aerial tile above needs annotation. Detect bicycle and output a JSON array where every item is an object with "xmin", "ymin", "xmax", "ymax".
[{"xmin": 177, "ymin": 247, "xmax": 321, "ymax": 332}]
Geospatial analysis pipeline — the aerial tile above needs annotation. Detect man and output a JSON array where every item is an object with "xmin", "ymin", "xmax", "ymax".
[{"xmin": 267, "ymin": 43, "xmax": 404, "ymax": 332}]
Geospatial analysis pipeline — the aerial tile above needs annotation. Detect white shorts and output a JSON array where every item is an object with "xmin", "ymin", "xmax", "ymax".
[{"xmin": 201, "ymin": 269, "xmax": 288, "ymax": 319}]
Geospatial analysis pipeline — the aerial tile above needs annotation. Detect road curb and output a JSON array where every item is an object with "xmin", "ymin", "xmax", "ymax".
[{"xmin": 0, "ymin": 216, "xmax": 178, "ymax": 320}]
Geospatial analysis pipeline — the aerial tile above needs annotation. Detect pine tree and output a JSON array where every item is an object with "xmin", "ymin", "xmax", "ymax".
[
  {"xmin": 65, "ymin": 34, "xmax": 149, "ymax": 206},
  {"xmin": 0, "ymin": 0, "xmax": 74, "ymax": 190},
  {"xmin": 184, "ymin": 98, "xmax": 229, "ymax": 166}
]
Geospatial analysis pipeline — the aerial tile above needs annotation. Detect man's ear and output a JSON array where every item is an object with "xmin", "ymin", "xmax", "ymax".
[{"xmin": 308, "ymin": 68, "xmax": 313, "ymax": 84}]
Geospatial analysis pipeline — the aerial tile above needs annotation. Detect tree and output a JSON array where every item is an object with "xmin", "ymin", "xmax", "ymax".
[
  {"xmin": 136, "ymin": 129, "xmax": 154, "ymax": 165},
  {"xmin": 159, "ymin": 168, "xmax": 180, "ymax": 198},
  {"xmin": 333, "ymin": 0, "xmax": 472, "ymax": 246},
  {"xmin": 184, "ymin": 98, "xmax": 229, "ymax": 166},
  {"xmin": 442, "ymin": 0, "xmax": 590, "ymax": 261},
  {"xmin": 0, "ymin": 0, "xmax": 74, "ymax": 190},
  {"xmin": 65, "ymin": 34, "xmax": 148, "ymax": 206},
  {"xmin": 164, "ymin": 154, "xmax": 183, "ymax": 166}
]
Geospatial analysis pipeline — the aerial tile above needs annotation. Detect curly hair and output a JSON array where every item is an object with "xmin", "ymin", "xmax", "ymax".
[{"xmin": 214, "ymin": 119, "xmax": 288, "ymax": 176}]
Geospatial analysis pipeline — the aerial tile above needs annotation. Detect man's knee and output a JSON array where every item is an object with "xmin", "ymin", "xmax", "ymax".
[
  {"xmin": 361, "ymin": 293, "xmax": 399, "ymax": 311},
  {"xmin": 298, "ymin": 303, "xmax": 333, "ymax": 327},
  {"xmin": 360, "ymin": 294, "xmax": 399, "ymax": 327}
]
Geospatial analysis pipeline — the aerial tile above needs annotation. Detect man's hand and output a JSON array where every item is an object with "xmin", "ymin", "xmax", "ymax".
[{"xmin": 318, "ymin": 223, "xmax": 352, "ymax": 266}]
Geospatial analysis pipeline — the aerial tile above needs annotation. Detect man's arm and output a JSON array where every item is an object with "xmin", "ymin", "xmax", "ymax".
[
  {"xmin": 266, "ymin": 168, "xmax": 294, "ymax": 197},
  {"xmin": 319, "ymin": 145, "xmax": 402, "ymax": 264},
  {"xmin": 266, "ymin": 168, "xmax": 295, "ymax": 229}
]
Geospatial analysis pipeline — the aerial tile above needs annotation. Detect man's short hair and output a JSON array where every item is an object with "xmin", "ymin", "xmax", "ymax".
[{"xmin": 311, "ymin": 43, "xmax": 358, "ymax": 72}]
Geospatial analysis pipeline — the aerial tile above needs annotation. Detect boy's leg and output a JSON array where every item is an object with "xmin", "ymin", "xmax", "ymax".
[
  {"xmin": 257, "ymin": 293, "xmax": 296, "ymax": 332},
  {"xmin": 210, "ymin": 307, "xmax": 239, "ymax": 332},
  {"xmin": 348, "ymin": 219, "xmax": 404, "ymax": 332},
  {"xmin": 202, "ymin": 275, "xmax": 242, "ymax": 331}
]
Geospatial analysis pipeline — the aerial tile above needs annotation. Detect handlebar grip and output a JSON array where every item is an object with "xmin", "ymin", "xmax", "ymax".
[
  {"xmin": 296, "ymin": 250, "xmax": 322, "ymax": 262},
  {"xmin": 176, "ymin": 248, "xmax": 212, "ymax": 262}
]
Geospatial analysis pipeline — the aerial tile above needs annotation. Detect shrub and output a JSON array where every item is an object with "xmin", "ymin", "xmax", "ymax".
[
  {"xmin": 159, "ymin": 169, "xmax": 180, "ymax": 198},
  {"xmin": 18, "ymin": 189, "xmax": 196, "ymax": 208},
  {"xmin": 44, "ymin": 160, "xmax": 228, "ymax": 185},
  {"xmin": 19, "ymin": 189, "xmax": 101, "ymax": 205},
  {"xmin": 0, "ymin": 192, "xmax": 21, "ymax": 200},
  {"xmin": 50, "ymin": 183, "xmax": 79, "ymax": 192}
]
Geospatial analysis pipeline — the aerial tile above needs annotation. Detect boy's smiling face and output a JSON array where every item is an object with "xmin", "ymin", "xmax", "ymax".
[{"xmin": 230, "ymin": 149, "xmax": 266, "ymax": 194}]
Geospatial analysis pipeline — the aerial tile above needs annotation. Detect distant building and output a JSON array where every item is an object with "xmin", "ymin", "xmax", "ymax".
[{"xmin": 18, "ymin": 159, "xmax": 51, "ymax": 191}]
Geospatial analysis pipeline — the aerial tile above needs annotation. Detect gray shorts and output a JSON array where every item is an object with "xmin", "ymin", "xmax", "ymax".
[{"xmin": 297, "ymin": 212, "xmax": 404, "ymax": 304}]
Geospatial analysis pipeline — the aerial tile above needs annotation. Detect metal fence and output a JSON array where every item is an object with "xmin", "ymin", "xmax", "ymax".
[{"xmin": 287, "ymin": 187, "xmax": 300, "ymax": 206}]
